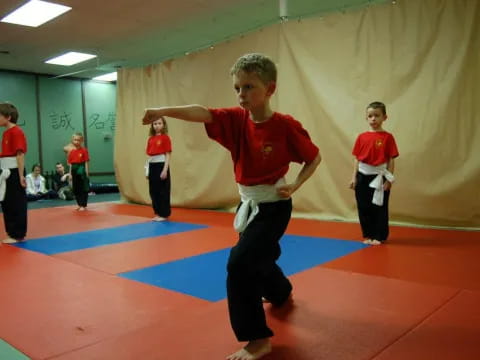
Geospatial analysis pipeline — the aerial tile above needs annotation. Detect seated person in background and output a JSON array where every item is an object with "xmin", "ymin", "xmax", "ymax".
[
  {"xmin": 26, "ymin": 164, "xmax": 57, "ymax": 201},
  {"xmin": 52, "ymin": 162, "xmax": 74, "ymax": 200}
]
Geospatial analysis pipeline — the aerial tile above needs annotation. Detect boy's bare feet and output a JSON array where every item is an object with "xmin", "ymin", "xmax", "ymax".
[
  {"xmin": 226, "ymin": 339, "xmax": 272, "ymax": 360},
  {"xmin": 2, "ymin": 238, "xmax": 18, "ymax": 244},
  {"xmin": 363, "ymin": 238, "xmax": 372, "ymax": 244},
  {"xmin": 152, "ymin": 216, "xmax": 167, "ymax": 222}
]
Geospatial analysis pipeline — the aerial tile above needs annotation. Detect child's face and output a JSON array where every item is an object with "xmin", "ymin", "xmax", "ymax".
[
  {"xmin": 72, "ymin": 135, "xmax": 83, "ymax": 147},
  {"xmin": 0, "ymin": 114, "xmax": 10, "ymax": 127},
  {"xmin": 366, "ymin": 107, "xmax": 387, "ymax": 131},
  {"xmin": 152, "ymin": 118, "xmax": 164, "ymax": 134},
  {"xmin": 33, "ymin": 166, "xmax": 41, "ymax": 176},
  {"xmin": 232, "ymin": 70, "xmax": 275, "ymax": 111}
]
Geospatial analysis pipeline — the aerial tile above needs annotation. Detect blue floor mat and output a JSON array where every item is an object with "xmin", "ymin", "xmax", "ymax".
[
  {"xmin": 13, "ymin": 221, "xmax": 207, "ymax": 255},
  {"xmin": 119, "ymin": 235, "xmax": 367, "ymax": 301}
]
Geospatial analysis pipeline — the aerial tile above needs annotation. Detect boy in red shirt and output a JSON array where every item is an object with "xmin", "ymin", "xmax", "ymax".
[
  {"xmin": 143, "ymin": 53, "xmax": 321, "ymax": 360},
  {"xmin": 68, "ymin": 132, "xmax": 90, "ymax": 211},
  {"xmin": 0, "ymin": 103, "xmax": 27, "ymax": 244},
  {"xmin": 350, "ymin": 101, "xmax": 399, "ymax": 245}
]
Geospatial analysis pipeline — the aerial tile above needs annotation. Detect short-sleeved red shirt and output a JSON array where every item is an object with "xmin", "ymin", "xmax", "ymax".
[
  {"xmin": 146, "ymin": 134, "xmax": 172, "ymax": 156},
  {"xmin": 352, "ymin": 131, "xmax": 399, "ymax": 166},
  {"xmin": 205, "ymin": 107, "xmax": 319, "ymax": 186},
  {"xmin": 1, "ymin": 125, "xmax": 27, "ymax": 157},
  {"xmin": 68, "ymin": 147, "xmax": 90, "ymax": 164}
]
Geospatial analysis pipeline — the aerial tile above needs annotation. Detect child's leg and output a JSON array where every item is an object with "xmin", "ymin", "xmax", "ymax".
[
  {"xmin": 373, "ymin": 189, "xmax": 390, "ymax": 242},
  {"xmin": 227, "ymin": 199, "xmax": 292, "ymax": 341},
  {"xmin": 355, "ymin": 173, "xmax": 376, "ymax": 240},
  {"xmin": 156, "ymin": 168, "xmax": 171, "ymax": 218},
  {"xmin": 2, "ymin": 171, "xmax": 27, "ymax": 240},
  {"xmin": 261, "ymin": 263, "xmax": 292, "ymax": 306},
  {"xmin": 148, "ymin": 163, "xmax": 163, "ymax": 216}
]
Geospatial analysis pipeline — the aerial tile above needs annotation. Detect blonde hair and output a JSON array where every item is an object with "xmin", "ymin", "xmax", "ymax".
[{"xmin": 230, "ymin": 53, "xmax": 277, "ymax": 84}]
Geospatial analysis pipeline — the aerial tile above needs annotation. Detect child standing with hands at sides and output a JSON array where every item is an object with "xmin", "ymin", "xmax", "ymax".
[
  {"xmin": 350, "ymin": 101, "xmax": 399, "ymax": 245},
  {"xmin": 143, "ymin": 53, "xmax": 321, "ymax": 360},
  {"xmin": 68, "ymin": 132, "xmax": 90, "ymax": 211},
  {"xmin": 0, "ymin": 103, "xmax": 28, "ymax": 244},
  {"xmin": 145, "ymin": 116, "xmax": 172, "ymax": 221}
]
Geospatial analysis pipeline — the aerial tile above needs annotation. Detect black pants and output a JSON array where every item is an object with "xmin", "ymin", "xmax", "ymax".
[
  {"xmin": 72, "ymin": 169, "xmax": 89, "ymax": 207},
  {"xmin": 1, "ymin": 169, "xmax": 27, "ymax": 240},
  {"xmin": 227, "ymin": 198, "xmax": 293, "ymax": 341},
  {"xmin": 148, "ymin": 162, "xmax": 171, "ymax": 218},
  {"xmin": 355, "ymin": 172, "xmax": 390, "ymax": 241}
]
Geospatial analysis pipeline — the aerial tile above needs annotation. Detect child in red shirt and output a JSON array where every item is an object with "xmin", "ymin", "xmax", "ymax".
[
  {"xmin": 0, "ymin": 103, "xmax": 28, "ymax": 244},
  {"xmin": 350, "ymin": 101, "xmax": 399, "ymax": 245},
  {"xmin": 143, "ymin": 53, "xmax": 321, "ymax": 360},
  {"xmin": 68, "ymin": 132, "xmax": 90, "ymax": 211},
  {"xmin": 145, "ymin": 116, "xmax": 172, "ymax": 221}
]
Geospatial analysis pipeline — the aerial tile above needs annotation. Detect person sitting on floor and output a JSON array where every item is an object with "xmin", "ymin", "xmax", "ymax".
[
  {"xmin": 52, "ymin": 162, "xmax": 74, "ymax": 200},
  {"xmin": 25, "ymin": 164, "xmax": 57, "ymax": 201}
]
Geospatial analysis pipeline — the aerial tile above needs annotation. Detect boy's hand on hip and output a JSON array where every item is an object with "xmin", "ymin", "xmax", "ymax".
[
  {"xmin": 349, "ymin": 180, "xmax": 356, "ymax": 189},
  {"xmin": 276, "ymin": 184, "xmax": 296, "ymax": 198}
]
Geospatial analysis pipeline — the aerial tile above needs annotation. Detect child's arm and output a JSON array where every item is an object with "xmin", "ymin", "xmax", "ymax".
[
  {"xmin": 277, "ymin": 153, "xmax": 321, "ymax": 198},
  {"xmin": 160, "ymin": 152, "xmax": 170, "ymax": 180},
  {"xmin": 349, "ymin": 158, "xmax": 359, "ymax": 189},
  {"xmin": 85, "ymin": 161, "xmax": 89, "ymax": 177},
  {"xmin": 384, "ymin": 158, "xmax": 395, "ymax": 191},
  {"xmin": 143, "ymin": 105, "xmax": 212, "ymax": 125},
  {"xmin": 16, "ymin": 151, "xmax": 26, "ymax": 188}
]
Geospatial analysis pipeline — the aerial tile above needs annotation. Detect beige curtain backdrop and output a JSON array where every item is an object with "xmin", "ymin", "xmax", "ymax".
[{"xmin": 115, "ymin": 0, "xmax": 480, "ymax": 228}]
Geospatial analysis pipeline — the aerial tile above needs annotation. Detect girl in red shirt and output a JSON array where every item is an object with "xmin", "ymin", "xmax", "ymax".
[
  {"xmin": 145, "ymin": 116, "xmax": 172, "ymax": 221},
  {"xmin": 68, "ymin": 132, "xmax": 90, "ymax": 211}
]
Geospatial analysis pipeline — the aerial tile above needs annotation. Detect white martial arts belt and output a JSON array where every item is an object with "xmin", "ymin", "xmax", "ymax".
[
  {"xmin": 144, "ymin": 154, "xmax": 166, "ymax": 176},
  {"xmin": 358, "ymin": 162, "xmax": 395, "ymax": 206},
  {"xmin": 234, "ymin": 178, "xmax": 286, "ymax": 233},
  {"xmin": 0, "ymin": 157, "xmax": 15, "ymax": 201}
]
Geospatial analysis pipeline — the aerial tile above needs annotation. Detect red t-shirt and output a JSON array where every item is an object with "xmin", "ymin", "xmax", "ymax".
[
  {"xmin": 205, "ymin": 107, "xmax": 319, "ymax": 186},
  {"xmin": 68, "ymin": 147, "xmax": 90, "ymax": 164},
  {"xmin": 1, "ymin": 125, "xmax": 27, "ymax": 157},
  {"xmin": 352, "ymin": 131, "xmax": 399, "ymax": 166},
  {"xmin": 146, "ymin": 134, "xmax": 172, "ymax": 156}
]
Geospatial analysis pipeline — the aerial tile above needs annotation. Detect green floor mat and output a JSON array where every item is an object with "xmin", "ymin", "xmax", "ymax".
[{"xmin": 0, "ymin": 339, "xmax": 30, "ymax": 360}]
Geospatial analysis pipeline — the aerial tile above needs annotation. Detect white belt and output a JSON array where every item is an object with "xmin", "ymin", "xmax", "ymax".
[
  {"xmin": 0, "ymin": 168, "xmax": 11, "ymax": 201},
  {"xmin": 144, "ymin": 155, "xmax": 166, "ymax": 176},
  {"xmin": 358, "ymin": 162, "xmax": 395, "ymax": 206},
  {"xmin": 234, "ymin": 178, "xmax": 286, "ymax": 233},
  {"xmin": 0, "ymin": 156, "xmax": 18, "ymax": 169}
]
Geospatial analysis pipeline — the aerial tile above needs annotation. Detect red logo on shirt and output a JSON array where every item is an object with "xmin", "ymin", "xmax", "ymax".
[{"xmin": 375, "ymin": 139, "xmax": 383, "ymax": 148}]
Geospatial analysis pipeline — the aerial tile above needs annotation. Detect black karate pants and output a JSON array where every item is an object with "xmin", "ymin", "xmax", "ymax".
[
  {"xmin": 1, "ymin": 169, "xmax": 27, "ymax": 240},
  {"xmin": 72, "ymin": 170, "xmax": 88, "ymax": 207},
  {"xmin": 148, "ymin": 162, "xmax": 171, "ymax": 218},
  {"xmin": 227, "ymin": 198, "xmax": 293, "ymax": 341},
  {"xmin": 355, "ymin": 172, "xmax": 390, "ymax": 241}
]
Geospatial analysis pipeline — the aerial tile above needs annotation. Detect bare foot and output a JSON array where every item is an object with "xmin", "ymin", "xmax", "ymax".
[
  {"xmin": 226, "ymin": 339, "xmax": 272, "ymax": 360},
  {"xmin": 152, "ymin": 216, "xmax": 167, "ymax": 222},
  {"xmin": 78, "ymin": 207, "xmax": 86, "ymax": 212},
  {"xmin": 2, "ymin": 238, "xmax": 18, "ymax": 244}
]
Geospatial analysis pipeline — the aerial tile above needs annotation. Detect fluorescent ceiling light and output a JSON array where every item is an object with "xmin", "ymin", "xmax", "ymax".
[
  {"xmin": 45, "ymin": 51, "xmax": 97, "ymax": 66},
  {"xmin": 1, "ymin": 0, "xmax": 71, "ymax": 27},
  {"xmin": 93, "ymin": 72, "xmax": 117, "ymax": 82}
]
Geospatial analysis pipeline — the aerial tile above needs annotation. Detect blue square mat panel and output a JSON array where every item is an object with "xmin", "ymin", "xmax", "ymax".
[
  {"xmin": 13, "ymin": 221, "xmax": 206, "ymax": 255},
  {"xmin": 119, "ymin": 235, "xmax": 367, "ymax": 301}
]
